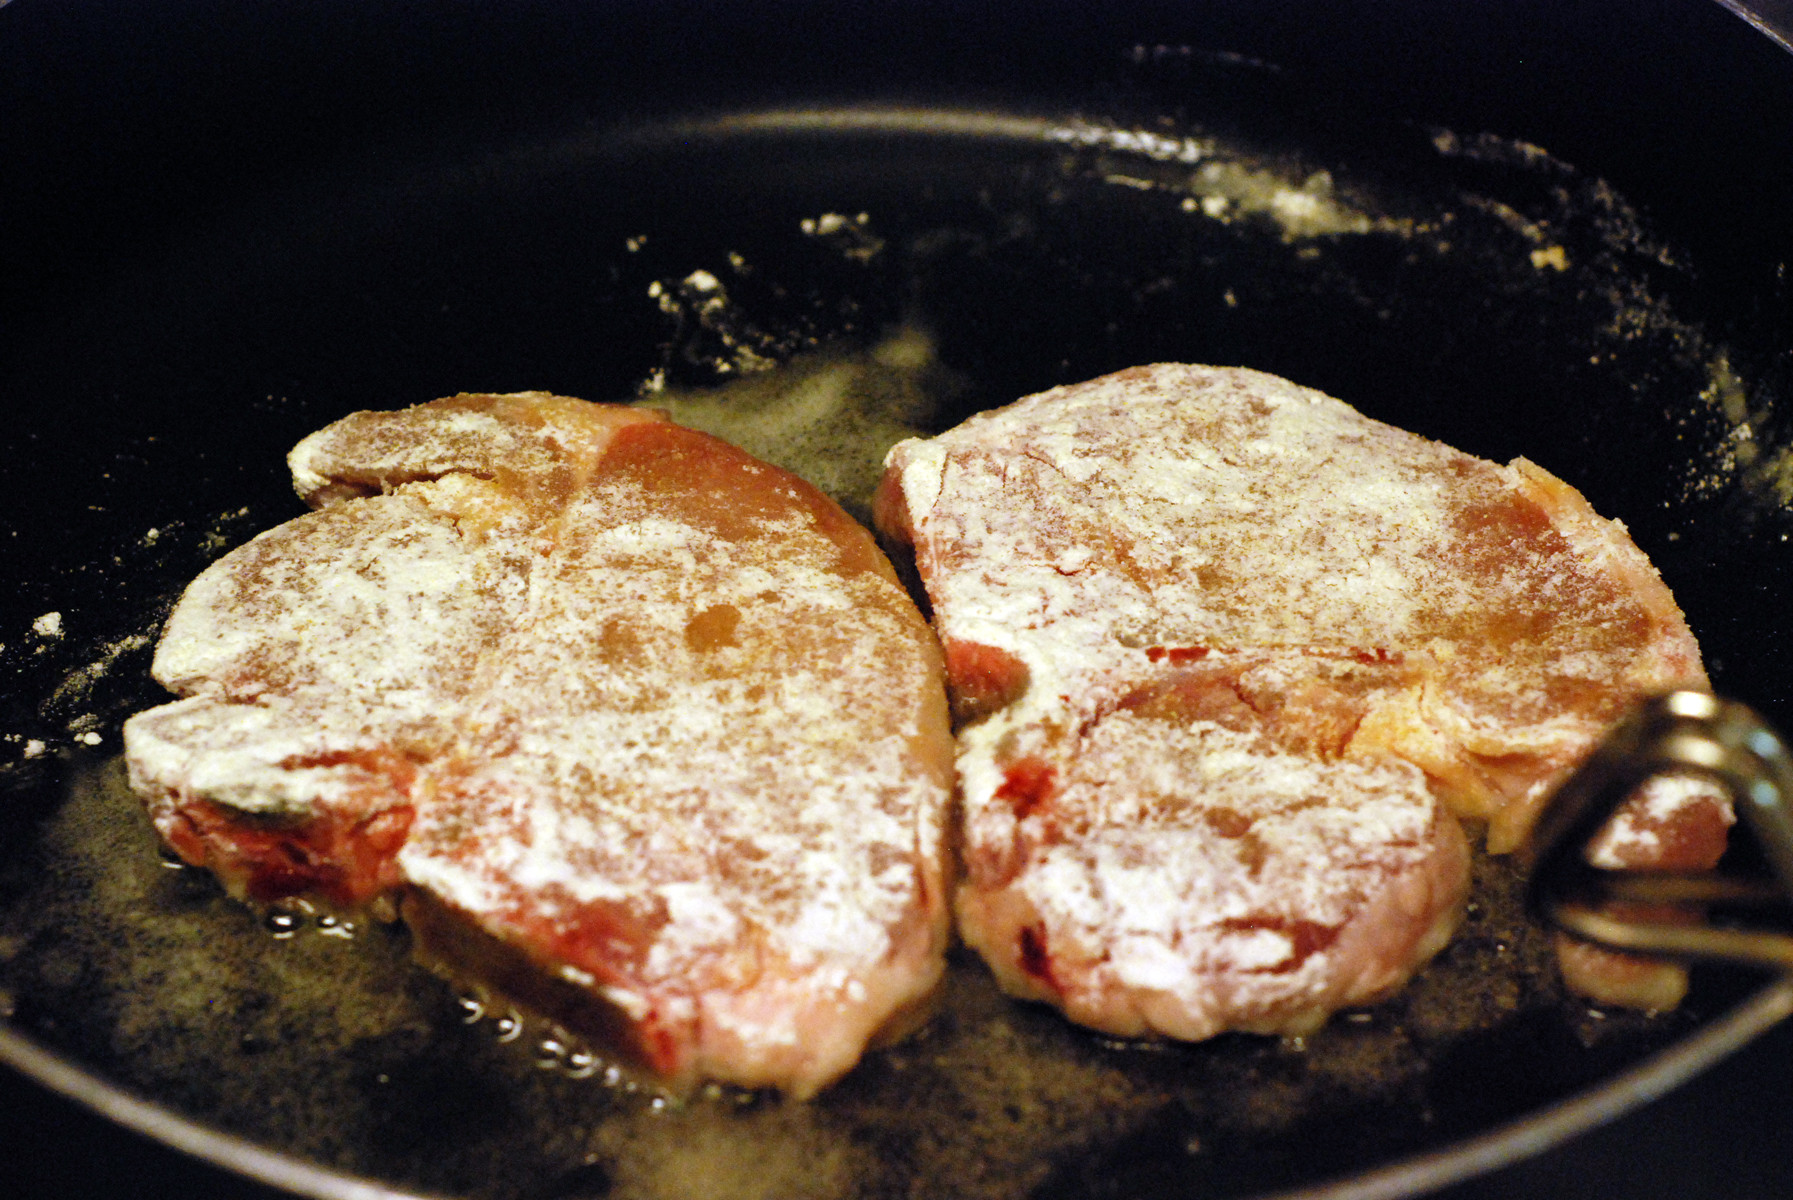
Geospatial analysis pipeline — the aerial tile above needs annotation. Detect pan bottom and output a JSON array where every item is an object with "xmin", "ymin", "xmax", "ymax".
[{"xmin": 2, "ymin": 99, "xmax": 1789, "ymax": 1200}]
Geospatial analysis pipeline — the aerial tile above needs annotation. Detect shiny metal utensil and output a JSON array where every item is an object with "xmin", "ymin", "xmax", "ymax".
[{"xmin": 1529, "ymin": 690, "xmax": 1793, "ymax": 973}]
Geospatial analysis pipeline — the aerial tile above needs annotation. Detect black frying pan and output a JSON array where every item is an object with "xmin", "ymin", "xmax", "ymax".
[{"xmin": 4, "ymin": 2, "xmax": 1793, "ymax": 1198}]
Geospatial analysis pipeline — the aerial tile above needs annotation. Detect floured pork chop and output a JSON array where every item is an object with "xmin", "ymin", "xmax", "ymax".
[
  {"xmin": 877, "ymin": 364, "xmax": 1729, "ymax": 1037},
  {"xmin": 124, "ymin": 392, "xmax": 955, "ymax": 1098}
]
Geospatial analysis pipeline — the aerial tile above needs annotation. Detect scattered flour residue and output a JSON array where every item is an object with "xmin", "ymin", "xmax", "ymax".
[
  {"xmin": 1044, "ymin": 118, "xmax": 1398, "ymax": 241},
  {"xmin": 1423, "ymin": 131, "xmax": 1785, "ymax": 521},
  {"xmin": 645, "ymin": 269, "xmax": 776, "ymax": 380},
  {"xmin": 49, "ymin": 631, "xmax": 153, "ymax": 711},
  {"xmin": 800, "ymin": 211, "xmax": 885, "ymax": 263},
  {"xmin": 1683, "ymin": 350, "xmax": 1793, "ymax": 507},
  {"xmin": 1754, "ymin": 448, "xmax": 1793, "ymax": 510},
  {"xmin": 1530, "ymin": 245, "xmax": 1569, "ymax": 272},
  {"xmin": 1699, "ymin": 352, "xmax": 1793, "ymax": 514},
  {"xmin": 1046, "ymin": 119, "xmax": 1213, "ymax": 164},
  {"xmin": 1709, "ymin": 352, "xmax": 1754, "ymax": 428},
  {"xmin": 1180, "ymin": 163, "xmax": 1391, "ymax": 240},
  {"xmin": 593, "ymin": 1103, "xmax": 872, "ymax": 1200}
]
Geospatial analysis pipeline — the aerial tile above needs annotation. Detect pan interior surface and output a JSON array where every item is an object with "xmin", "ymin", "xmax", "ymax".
[{"xmin": 2, "ymin": 87, "xmax": 1792, "ymax": 1200}]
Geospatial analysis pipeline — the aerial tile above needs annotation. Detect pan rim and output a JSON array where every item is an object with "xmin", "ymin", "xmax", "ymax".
[{"xmin": 5, "ymin": 975, "xmax": 1792, "ymax": 1200}]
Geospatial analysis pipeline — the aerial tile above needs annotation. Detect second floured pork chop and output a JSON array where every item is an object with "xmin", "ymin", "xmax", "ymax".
[
  {"xmin": 124, "ymin": 392, "xmax": 955, "ymax": 1097},
  {"xmin": 877, "ymin": 364, "xmax": 1728, "ymax": 1037}
]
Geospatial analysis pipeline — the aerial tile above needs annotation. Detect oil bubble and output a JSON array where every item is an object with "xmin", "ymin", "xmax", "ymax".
[
  {"xmin": 315, "ymin": 913, "xmax": 355, "ymax": 940},
  {"xmin": 536, "ymin": 1036, "xmax": 568, "ymax": 1070},
  {"xmin": 262, "ymin": 909, "xmax": 302, "ymax": 938}
]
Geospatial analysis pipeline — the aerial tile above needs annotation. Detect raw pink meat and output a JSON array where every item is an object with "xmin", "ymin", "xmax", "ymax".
[
  {"xmin": 877, "ymin": 364, "xmax": 1726, "ymax": 1034},
  {"xmin": 125, "ymin": 392, "xmax": 955, "ymax": 1097}
]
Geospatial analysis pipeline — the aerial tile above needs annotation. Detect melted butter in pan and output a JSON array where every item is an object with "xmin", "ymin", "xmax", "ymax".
[
  {"xmin": 0, "ymin": 754, "xmax": 1699, "ymax": 1200},
  {"xmin": 632, "ymin": 323, "xmax": 958, "ymax": 529}
]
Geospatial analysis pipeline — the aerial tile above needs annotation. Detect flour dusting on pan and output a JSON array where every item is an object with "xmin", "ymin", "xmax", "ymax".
[{"xmin": 0, "ymin": 102, "xmax": 1780, "ymax": 1200}]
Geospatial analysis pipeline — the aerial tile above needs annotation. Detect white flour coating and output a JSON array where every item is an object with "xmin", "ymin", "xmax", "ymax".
[
  {"xmin": 393, "ymin": 478, "xmax": 941, "ymax": 973},
  {"xmin": 288, "ymin": 404, "xmax": 570, "ymax": 505},
  {"xmin": 887, "ymin": 364, "xmax": 1715, "ymax": 847},
  {"xmin": 897, "ymin": 368, "xmax": 1482, "ymax": 665},
  {"xmin": 124, "ymin": 393, "xmax": 953, "ymax": 1094},
  {"xmin": 1021, "ymin": 716, "xmax": 1439, "ymax": 997},
  {"xmin": 146, "ymin": 497, "xmax": 506, "ymax": 728},
  {"xmin": 883, "ymin": 363, "xmax": 1721, "ymax": 1034}
]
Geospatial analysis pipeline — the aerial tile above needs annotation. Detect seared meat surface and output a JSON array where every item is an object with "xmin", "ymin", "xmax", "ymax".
[{"xmin": 125, "ymin": 392, "xmax": 955, "ymax": 1098}]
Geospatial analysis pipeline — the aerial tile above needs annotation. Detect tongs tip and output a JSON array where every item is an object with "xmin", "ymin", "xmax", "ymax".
[{"xmin": 1527, "ymin": 690, "xmax": 1793, "ymax": 976}]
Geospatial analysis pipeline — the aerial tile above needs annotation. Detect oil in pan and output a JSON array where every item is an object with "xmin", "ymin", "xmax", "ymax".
[{"xmin": 0, "ymin": 97, "xmax": 1787, "ymax": 1200}]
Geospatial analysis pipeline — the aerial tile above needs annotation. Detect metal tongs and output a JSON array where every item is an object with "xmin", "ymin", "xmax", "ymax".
[{"xmin": 1529, "ymin": 690, "xmax": 1793, "ymax": 974}]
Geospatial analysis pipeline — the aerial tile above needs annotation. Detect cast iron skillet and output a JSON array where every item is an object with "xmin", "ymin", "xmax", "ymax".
[{"xmin": 3, "ymin": 2, "xmax": 1793, "ymax": 1198}]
